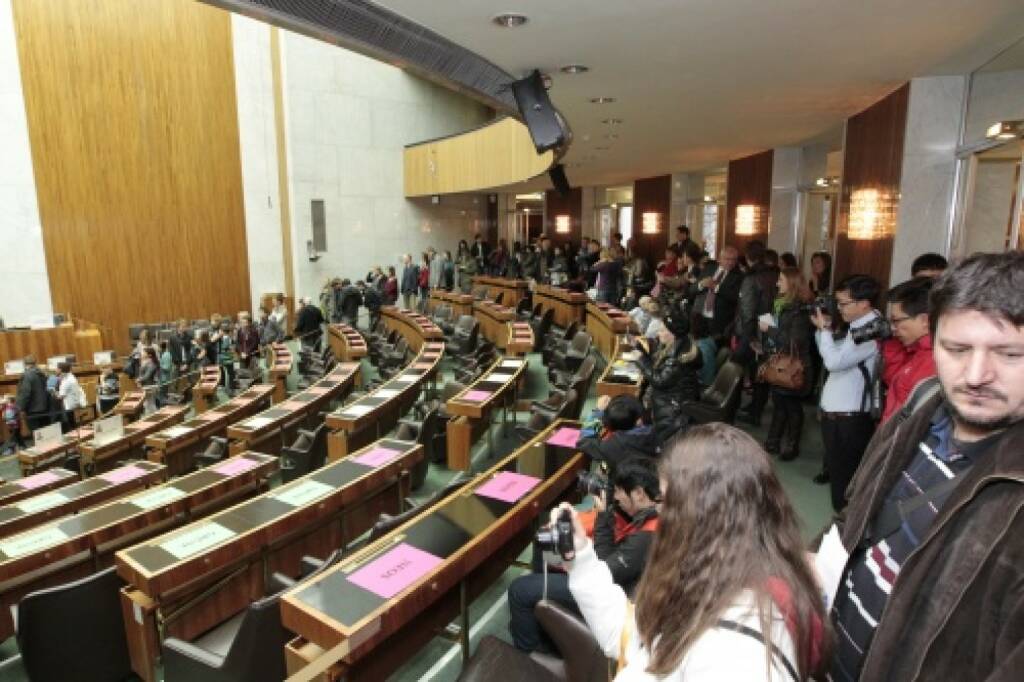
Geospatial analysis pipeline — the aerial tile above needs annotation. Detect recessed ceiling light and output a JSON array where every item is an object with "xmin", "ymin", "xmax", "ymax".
[
  {"xmin": 589, "ymin": 97, "xmax": 616, "ymax": 104},
  {"xmin": 492, "ymin": 13, "xmax": 528, "ymax": 28},
  {"xmin": 602, "ymin": 118, "xmax": 623, "ymax": 125},
  {"xmin": 604, "ymin": 133, "xmax": 619, "ymax": 140},
  {"xmin": 560, "ymin": 64, "xmax": 589, "ymax": 74}
]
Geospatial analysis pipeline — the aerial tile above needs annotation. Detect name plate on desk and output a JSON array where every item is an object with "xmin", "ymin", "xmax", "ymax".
[
  {"xmin": 161, "ymin": 522, "xmax": 235, "ymax": 560},
  {"xmin": 500, "ymin": 360, "xmax": 524, "ymax": 369},
  {"xmin": 161, "ymin": 425, "xmax": 194, "ymax": 439},
  {"xmin": 131, "ymin": 487, "xmax": 186, "ymax": 511},
  {"xmin": 346, "ymin": 542, "xmax": 443, "ymax": 599},
  {"xmin": 487, "ymin": 373, "xmax": 514, "ymax": 382},
  {"xmin": 0, "ymin": 526, "xmax": 68, "ymax": 558},
  {"xmin": 272, "ymin": 480, "xmax": 333, "ymax": 508},
  {"xmin": 242, "ymin": 416, "xmax": 275, "ymax": 430},
  {"xmin": 16, "ymin": 491, "xmax": 67, "ymax": 514},
  {"xmin": 374, "ymin": 389, "xmax": 400, "ymax": 399},
  {"xmin": 341, "ymin": 405, "xmax": 373, "ymax": 418}
]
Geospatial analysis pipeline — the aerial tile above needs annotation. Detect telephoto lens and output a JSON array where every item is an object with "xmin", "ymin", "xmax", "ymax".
[{"xmin": 850, "ymin": 317, "xmax": 892, "ymax": 343}]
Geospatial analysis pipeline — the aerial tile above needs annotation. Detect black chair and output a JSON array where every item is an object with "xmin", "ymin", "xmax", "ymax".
[
  {"xmin": 530, "ymin": 308, "xmax": 554, "ymax": 352},
  {"xmin": 680, "ymin": 360, "xmax": 744, "ymax": 425},
  {"xmin": 15, "ymin": 567, "xmax": 133, "ymax": 682},
  {"xmin": 280, "ymin": 422, "xmax": 329, "ymax": 483},
  {"xmin": 456, "ymin": 636, "xmax": 561, "ymax": 682},
  {"xmin": 549, "ymin": 332, "xmax": 592, "ymax": 378},
  {"xmin": 162, "ymin": 592, "xmax": 290, "ymax": 682},
  {"xmin": 195, "ymin": 436, "xmax": 229, "ymax": 468},
  {"xmin": 394, "ymin": 410, "xmax": 444, "ymax": 488},
  {"xmin": 550, "ymin": 354, "xmax": 597, "ymax": 393},
  {"xmin": 542, "ymin": 321, "xmax": 579, "ymax": 366},
  {"xmin": 266, "ymin": 548, "xmax": 345, "ymax": 594},
  {"xmin": 514, "ymin": 410, "xmax": 555, "ymax": 443},
  {"xmin": 515, "ymin": 299, "xmax": 535, "ymax": 321},
  {"xmin": 447, "ymin": 315, "xmax": 479, "ymax": 357}
]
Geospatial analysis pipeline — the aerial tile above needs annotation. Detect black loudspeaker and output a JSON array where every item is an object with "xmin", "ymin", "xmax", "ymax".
[
  {"xmin": 549, "ymin": 164, "xmax": 571, "ymax": 198},
  {"xmin": 511, "ymin": 70, "xmax": 568, "ymax": 153}
]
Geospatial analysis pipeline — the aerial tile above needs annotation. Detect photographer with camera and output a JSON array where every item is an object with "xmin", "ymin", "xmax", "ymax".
[
  {"xmin": 879, "ymin": 277, "xmax": 936, "ymax": 424},
  {"xmin": 507, "ymin": 457, "xmax": 660, "ymax": 654},
  {"xmin": 811, "ymin": 274, "xmax": 881, "ymax": 512}
]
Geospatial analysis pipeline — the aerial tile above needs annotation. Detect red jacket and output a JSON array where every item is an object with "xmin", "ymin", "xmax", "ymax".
[{"xmin": 880, "ymin": 334, "xmax": 936, "ymax": 423}]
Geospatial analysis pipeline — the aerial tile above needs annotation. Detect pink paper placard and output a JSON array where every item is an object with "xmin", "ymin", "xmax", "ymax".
[
  {"xmin": 475, "ymin": 471, "xmax": 541, "ymax": 503},
  {"xmin": 462, "ymin": 390, "xmax": 492, "ymax": 402},
  {"xmin": 545, "ymin": 427, "xmax": 581, "ymax": 449},
  {"xmin": 16, "ymin": 471, "xmax": 61, "ymax": 490},
  {"xmin": 100, "ymin": 464, "xmax": 148, "ymax": 484},
  {"xmin": 213, "ymin": 457, "xmax": 260, "ymax": 476},
  {"xmin": 346, "ymin": 542, "xmax": 442, "ymax": 599},
  {"xmin": 351, "ymin": 446, "xmax": 402, "ymax": 468}
]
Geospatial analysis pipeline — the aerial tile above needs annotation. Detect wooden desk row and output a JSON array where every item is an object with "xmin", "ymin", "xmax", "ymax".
[
  {"xmin": 0, "ymin": 452, "xmax": 277, "ymax": 643},
  {"xmin": 227, "ymin": 363, "xmax": 360, "ymax": 456},
  {"xmin": 0, "ymin": 469, "xmax": 79, "ymax": 508},
  {"xmin": 327, "ymin": 324, "xmax": 367, "ymax": 362},
  {"xmin": 471, "ymin": 276, "xmax": 530, "ymax": 310},
  {"xmin": 472, "ymin": 300, "xmax": 516, "ymax": 349},
  {"xmin": 586, "ymin": 301, "xmax": 636, "ymax": 359},
  {"xmin": 427, "ymin": 290, "xmax": 474, "ymax": 319},
  {"xmin": 534, "ymin": 284, "xmax": 586, "ymax": 328},
  {"xmin": 80, "ymin": 405, "xmax": 189, "ymax": 474},
  {"xmin": 17, "ymin": 425, "xmax": 95, "ymax": 476},
  {"xmin": 596, "ymin": 334, "xmax": 643, "ymax": 399},
  {"xmin": 506, "ymin": 321, "xmax": 534, "ymax": 357},
  {"xmin": 268, "ymin": 343, "xmax": 295, "ymax": 404},
  {"xmin": 379, "ymin": 307, "xmax": 444, "ymax": 353},
  {"xmin": 444, "ymin": 356, "xmax": 527, "ymax": 471},
  {"xmin": 116, "ymin": 438, "xmax": 424, "ymax": 682},
  {"xmin": 193, "ymin": 366, "xmax": 222, "ymax": 413},
  {"xmin": 145, "ymin": 385, "xmax": 275, "ymax": 476},
  {"xmin": 114, "ymin": 390, "xmax": 146, "ymax": 421},
  {"xmin": 280, "ymin": 419, "xmax": 586, "ymax": 680}
]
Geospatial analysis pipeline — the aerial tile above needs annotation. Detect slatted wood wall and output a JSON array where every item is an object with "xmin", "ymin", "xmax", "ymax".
[{"xmin": 12, "ymin": 0, "xmax": 249, "ymax": 352}]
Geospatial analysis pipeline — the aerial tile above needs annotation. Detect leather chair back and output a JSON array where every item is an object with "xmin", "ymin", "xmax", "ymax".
[{"xmin": 535, "ymin": 600, "xmax": 610, "ymax": 682}]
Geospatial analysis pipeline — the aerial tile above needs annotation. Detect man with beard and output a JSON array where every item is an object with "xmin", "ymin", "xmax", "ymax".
[{"xmin": 822, "ymin": 251, "xmax": 1024, "ymax": 681}]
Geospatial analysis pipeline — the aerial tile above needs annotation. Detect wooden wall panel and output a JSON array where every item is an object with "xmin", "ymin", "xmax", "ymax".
[
  {"xmin": 544, "ymin": 188, "xmax": 583, "ymax": 249},
  {"xmin": 725, "ymin": 150, "xmax": 774, "ymax": 254},
  {"xmin": 13, "ymin": 0, "xmax": 249, "ymax": 352},
  {"xmin": 833, "ymin": 84, "xmax": 909, "ymax": 290},
  {"xmin": 631, "ymin": 175, "xmax": 672, "ymax": 266}
]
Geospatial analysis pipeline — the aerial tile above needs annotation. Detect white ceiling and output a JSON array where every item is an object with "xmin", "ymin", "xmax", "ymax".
[{"xmin": 374, "ymin": 0, "xmax": 1024, "ymax": 188}]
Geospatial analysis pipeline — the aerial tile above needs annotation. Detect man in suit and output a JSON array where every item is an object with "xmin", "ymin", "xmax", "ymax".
[
  {"xmin": 399, "ymin": 254, "xmax": 419, "ymax": 310},
  {"xmin": 169, "ymin": 319, "xmax": 194, "ymax": 375},
  {"xmin": 693, "ymin": 245, "xmax": 743, "ymax": 343},
  {"xmin": 15, "ymin": 356, "xmax": 51, "ymax": 432},
  {"xmin": 471, "ymin": 233, "xmax": 489, "ymax": 272},
  {"xmin": 673, "ymin": 224, "xmax": 697, "ymax": 256}
]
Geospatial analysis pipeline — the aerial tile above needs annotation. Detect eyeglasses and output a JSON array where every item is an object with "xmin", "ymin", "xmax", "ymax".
[
  {"xmin": 836, "ymin": 299, "xmax": 856, "ymax": 308},
  {"xmin": 888, "ymin": 315, "xmax": 912, "ymax": 325}
]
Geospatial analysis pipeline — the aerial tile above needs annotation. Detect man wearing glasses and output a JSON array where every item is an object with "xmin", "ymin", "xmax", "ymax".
[
  {"xmin": 811, "ymin": 274, "xmax": 881, "ymax": 511},
  {"xmin": 880, "ymin": 277, "xmax": 936, "ymax": 424}
]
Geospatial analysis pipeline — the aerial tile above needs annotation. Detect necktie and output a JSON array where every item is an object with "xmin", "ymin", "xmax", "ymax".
[{"xmin": 704, "ymin": 269, "xmax": 725, "ymax": 315}]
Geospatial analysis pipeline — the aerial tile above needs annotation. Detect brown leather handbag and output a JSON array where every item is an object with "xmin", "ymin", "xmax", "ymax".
[{"xmin": 757, "ymin": 342, "xmax": 806, "ymax": 392}]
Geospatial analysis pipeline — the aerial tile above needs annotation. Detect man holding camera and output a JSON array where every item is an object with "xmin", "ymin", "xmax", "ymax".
[
  {"xmin": 880, "ymin": 277, "xmax": 936, "ymax": 424},
  {"xmin": 811, "ymin": 274, "xmax": 881, "ymax": 512},
  {"xmin": 507, "ymin": 457, "xmax": 660, "ymax": 654}
]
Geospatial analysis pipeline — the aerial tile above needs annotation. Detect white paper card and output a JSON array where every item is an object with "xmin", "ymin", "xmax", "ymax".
[
  {"xmin": 0, "ymin": 526, "xmax": 68, "ymax": 557},
  {"xmin": 500, "ymin": 360, "xmax": 523, "ymax": 368},
  {"xmin": 391, "ymin": 376, "xmax": 415, "ymax": 384},
  {"xmin": 92, "ymin": 414, "xmax": 124, "ymax": 445},
  {"xmin": 32, "ymin": 423, "xmax": 62, "ymax": 447},
  {"xmin": 814, "ymin": 524, "xmax": 850, "ymax": 609},
  {"xmin": 4, "ymin": 360, "xmax": 24, "ymax": 375},
  {"xmin": 16, "ymin": 491, "xmax": 67, "ymax": 514},
  {"xmin": 342, "ymin": 404, "xmax": 374, "ymax": 418},
  {"xmin": 93, "ymin": 351, "xmax": 114, "ymax": 365},
  {"xmin": 161, "ymin": 522, "xmax": 235, "ymax": 560},
  {"xmin": 244, "ymin": 416, "xmax": 275, "ymax": 430},
  {"xmin": 272, "ymin": 479, "xmax": 333, "ymax": 507},
  {"xmin": 487, "ymin": 373, "xmax": 514, "ymax": 382},
  {"xmin": 374, "ymin": 389, "xmax": 400, "ymax": 399},
  {"xmin": 162, "ymin": 425, "xmax": 194, "ymax": 439},
  {"xmin": 131, "ymin": 487, "xmax": 186, "ymax": 510}
]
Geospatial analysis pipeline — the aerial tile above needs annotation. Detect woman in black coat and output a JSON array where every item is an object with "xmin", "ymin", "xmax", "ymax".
[
  {"xmin": 633, "ymin": 311, "xmax": 702, "ymax": 447},
  {"xmin": 759, "ymin": 266, "xmax": 814, "ymax": 460}
]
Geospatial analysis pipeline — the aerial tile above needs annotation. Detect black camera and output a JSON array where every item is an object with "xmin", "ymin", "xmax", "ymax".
[
  {"xmin": 801, "ymin": 295, "xmax": 838, "ymax": 320},
  {"xmin": 535, "ymin": 509, "xmax": 575, "ymax": 560},
  {"xmin": 851, "ymin": 317, "xmax": 892, "ymax": 343},
  {"xmin": 576, "ymin": 471, "xmax": 610, "ymax": 497}
]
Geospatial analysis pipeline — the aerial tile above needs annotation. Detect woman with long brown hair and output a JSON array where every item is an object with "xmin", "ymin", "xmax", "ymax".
[
  {"xmin": 557, "ymin": 423, "xmax": 829, "ymax": 680},
  {"xmin": 759, "ymin": 266, "xmax": 814, "ymax": 460}
]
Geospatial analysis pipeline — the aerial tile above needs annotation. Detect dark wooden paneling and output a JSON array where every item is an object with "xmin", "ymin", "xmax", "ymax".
[
  {"xmin": 725, "ymin": 150, "xmax": 774, "ymax": 254},
  {"xmin": 833, "ymin": 84, "xmax": 909, "ymax": 290},
  {"xmin": 631, "ymin": 175, "xmax": 672, "ymax": 266},
  {"xmin": 13, "ymin": 0, "xmax": 250, "ymax": 353},
  {"xmin": 544, "ymin": 188, "xmax": 583, "ymax": 249}
]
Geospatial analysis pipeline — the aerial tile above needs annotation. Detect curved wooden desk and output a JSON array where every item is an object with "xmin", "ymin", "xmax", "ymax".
[
  {"xmin": 586, "ymin": 301, "xmax": 635, "ymax": 359},
  {"xmin": 193, "ymin": 366, "xmax": 222, "ymax": 414},
  {"xmin": 534, "ymin": 284, "xmax": 586, "ymax": 327},
  {"xmin": 227, "ymin": 363, "xmax": 360, "ymax": 456},
  {"xmin": 79, "ymin": 405, "xmax": 189, "ymax": 475},
  {"xmin": 506, "ymin": 321, "xmax": 534, "ymax": 357},
  {"xmin": 116, "ymin": 439, "xmax": 423, "ymax": 682},
  {"xmin": 445, "ymin": 356, "xmax": 528, "ymax": 470},
  {"xmin": 596, "ymin": 334, "xmax": 643, "ymax": 399},
  {"xmin": 279, "ymin": 419, "xmax": 586, "ymax": 680},
  {"xmin": 471, "ymin": 276, "xmax": 529, "ymax": 310},
  {"xmin": 268, "ymin": 343, "xmax": 295, "ymax": 404},
  {"xmin": 114, "ymin": 390, "xmax": 146, "ymax": 421},
  {"xmin": 17, "ymin": 425, "xmax": 94, "ymax": 476},
  {"xmin": 0, "ymin": 469, "xmax": 79, "ymax": 508},
  {"xmin": 472, "ymin": 300, "xmax": 516, "ymax": 349},
  {"xmin": 427, "ymin": 290, "xmax": 474, "ymax": 319},
  {"xmin": 327, "ymin": 324, "xmax": 367, "ymax": 362},
  {"xmin": 380, "ymin": 307, "xmax": 443, "ymax": 353}
]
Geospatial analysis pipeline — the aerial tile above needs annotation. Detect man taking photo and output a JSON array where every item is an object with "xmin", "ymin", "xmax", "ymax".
[{"xmin": 879, "ymin": 277, "xmax": 936, "ymax": 423}]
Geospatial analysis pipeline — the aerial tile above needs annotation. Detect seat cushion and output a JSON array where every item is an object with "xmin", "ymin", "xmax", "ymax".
[{"xmin": 193, "ymin": 610, "xmax": 247, "ymax": 659}]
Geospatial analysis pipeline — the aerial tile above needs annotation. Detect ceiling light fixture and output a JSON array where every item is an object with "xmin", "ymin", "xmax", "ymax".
[
  {"xmin": 492, "ymin": 13, "xmax": 528, "ymax": 28},
  {"xmin": 986, "ymin": 120, "xmax": 1024, "ymax": 140},
  {"xmin": 560, "ymin": 64, "xmax": 589, "ymax": 74},
  {"xmin": 602, "ymin": 118, "xmax": 623, "ymax": 125},
  {"xmin": 589, "ymin": 97, "xmax": 616, "ymax": 104}
]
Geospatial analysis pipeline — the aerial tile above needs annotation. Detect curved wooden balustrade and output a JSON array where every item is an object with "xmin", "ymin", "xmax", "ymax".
[
  {"xmin": 427, "ymin": 290, "xmax": 474, "ymax": 319},
  {"xmin": 404, "ymin": 116, "xmax": 554, "ymax": 197},
  {"xmin": 471, "ymin": 276, "xmax": 530, "ymax": 310},
  {"xmin": 472, "ymin": 300, "xmax": 516, "ymax": 349},
  {"xmin": 327, "ymin": 323, "xmax": 367, "ymax": 362},
  {"xmin": 444, "ymin": 356, "xmax": 528, "ymax": 470},
  {"xmin": 534, "ymin": 284, "xmax": 587, "ymax": 327}
]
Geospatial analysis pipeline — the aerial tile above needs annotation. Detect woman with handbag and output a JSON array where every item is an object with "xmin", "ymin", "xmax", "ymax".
[{"xmin": 758, "ymin": 267, "xmax": 813, "ymax": 460}]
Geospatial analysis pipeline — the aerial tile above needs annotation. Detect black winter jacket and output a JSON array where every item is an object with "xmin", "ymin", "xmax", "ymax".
[
  {"xmin": 578, "ymin": 426, "xmax": 658, "ymax": 473},
  {"xmin": 635, "ymin": 336, "xmax": 701, "ymax": 445},
  {"xmin": 593, "ymin": 506, "xmax": 658, "ymax": 595},
  {"xmin": 761, "ymin": 300, "xmax": 813, "ymax": 396}
]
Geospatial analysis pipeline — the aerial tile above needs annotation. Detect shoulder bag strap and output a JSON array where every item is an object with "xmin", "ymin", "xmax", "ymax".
[{"xmin": 716, "ymin": 618, "xmax": 799, "ymax": 682}]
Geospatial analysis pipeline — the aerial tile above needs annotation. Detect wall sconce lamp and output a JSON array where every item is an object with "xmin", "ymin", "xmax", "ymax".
[
  {"xmin": 641, "ymin": 212, "xmax": 661, "ymax": 234},
  {"xmin": 735, "ymin": 204, "xmax": 764, "ymax": 235},
  {"xmin": 986, "ymin": 120, "xmax": 1024, "ymax": 141},
  {"xmin": 847, "ymin": 188, "xmax": 896, "ymax": 240},
  {"xmin": 555, "ymin": 215, "xmax": 571, "ymax": 233}
]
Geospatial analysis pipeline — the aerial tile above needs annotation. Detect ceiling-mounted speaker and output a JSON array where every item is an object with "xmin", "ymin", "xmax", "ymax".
[
  {"xmin": 511, "ymin": 69, "xmax": 569, "ymax": 153},
  {"xmin": 549, "ymin": 163, "xmax": 571, "ymax": 198}
]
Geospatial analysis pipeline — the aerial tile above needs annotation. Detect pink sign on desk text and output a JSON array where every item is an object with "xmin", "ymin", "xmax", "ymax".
[
  {"xmin": 213, "ymin": 457, "xmax": 260, "ymax": 476},
  {"xmin": 100, "ymin": 464, "xmax": 147, "ymax": 484},
  {"xmin": 16, "ymin": 471, "xmax": 61, "ymax": 490},
  {"xmin": 346, "ymin": 543, "xmax": 443, "ymax": 599},
  {"xmin": 545, "ymin": 427, "xmax": 581, "ymax": 448},
  {"xmin": 351, "ymin": 447, "xmax": 402, "ymax": 468},
  {"xmin": 475, "ymin": 471, "xmax": 541, "ymax": 503},
  {"xmin": 462, "ymin": 390, "xmax": 492, "ymax": 402}
]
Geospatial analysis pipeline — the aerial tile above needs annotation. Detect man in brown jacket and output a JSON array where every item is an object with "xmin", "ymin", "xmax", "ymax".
[{"xmin": 825, "ymin": 251, "xmax": 1024, "ymax": 681}]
